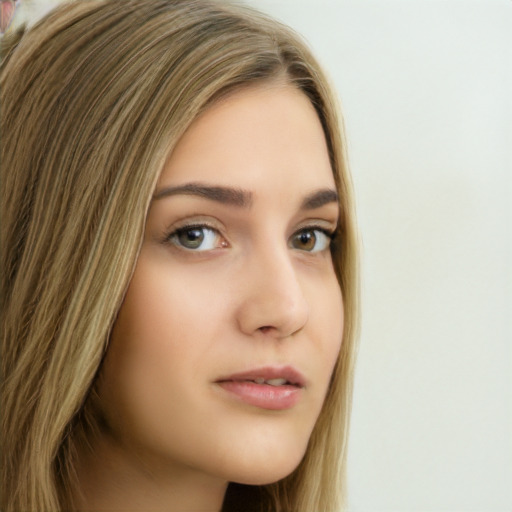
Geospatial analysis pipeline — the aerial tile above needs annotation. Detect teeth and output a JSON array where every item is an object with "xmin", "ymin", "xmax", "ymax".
[
  {"xmin": 266, "ymin": 378, "xmax": 287, "ymax": 386},
  {"xmin": 251, "ymin": 377, "xmax": 288, "ymax": 386}
]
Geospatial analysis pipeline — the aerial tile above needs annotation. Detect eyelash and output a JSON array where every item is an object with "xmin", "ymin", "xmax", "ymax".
[{"xmin": 163, "ymin": 223, "xmax": 336, "ymax": 253}]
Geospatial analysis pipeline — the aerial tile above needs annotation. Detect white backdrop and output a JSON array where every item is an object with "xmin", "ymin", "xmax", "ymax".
[
  {"xmin": 7, "ymin": 1, "xmax": 511, "ymax": 511},
  {"xmin": 245, "ymin": 1, "xmax": 512, "ymax": 511}
]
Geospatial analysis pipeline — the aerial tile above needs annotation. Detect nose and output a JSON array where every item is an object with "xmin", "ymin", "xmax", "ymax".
[{"xmin": 235, "ymin": 246, "xmax": 309, "ymax": 339}]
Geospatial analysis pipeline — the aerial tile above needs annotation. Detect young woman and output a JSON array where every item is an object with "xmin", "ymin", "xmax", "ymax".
[{"xmin": 0, "ymin": 1, "xmax": 359, "ymax": 510}]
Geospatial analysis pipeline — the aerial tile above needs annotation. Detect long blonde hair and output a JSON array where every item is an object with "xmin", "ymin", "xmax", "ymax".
[{"xmin": 0, "ymin": 1, "xmax": 359, "ymax": 510}]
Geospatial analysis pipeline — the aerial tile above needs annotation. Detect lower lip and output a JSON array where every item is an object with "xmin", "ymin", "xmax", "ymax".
[{"xmin": 216, "ymin": 381, "xmax": 302, "ymax": 410}]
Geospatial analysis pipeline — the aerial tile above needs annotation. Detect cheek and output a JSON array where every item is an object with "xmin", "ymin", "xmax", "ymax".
[
  {"xmin": 110, "ymin": 251, "xmax": 224, "ymax": 360},
  {"xmin": 328, "ymin": 285, "xmax": 344, "ymax": 357},
  {"xmin": 97, "ymin": 254, "xmax": 226, "ymax": 442},
  {"xmin": 309, "ymin": 272, "xmax": 344, "ymax": 360},
  {"xmin": 311, "ymin": 278, "xmax": 344, "ymax": 409}
]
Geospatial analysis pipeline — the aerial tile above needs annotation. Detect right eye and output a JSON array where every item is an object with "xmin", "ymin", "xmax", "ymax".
[{"xmin": 167, "ymin": 225, "xmax": 226, "ymax": 251}]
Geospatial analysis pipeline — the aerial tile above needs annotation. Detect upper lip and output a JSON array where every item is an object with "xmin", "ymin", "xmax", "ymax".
[{"xmin": 215, "ymin": 365, "xmax": 307, "ymax": 388}]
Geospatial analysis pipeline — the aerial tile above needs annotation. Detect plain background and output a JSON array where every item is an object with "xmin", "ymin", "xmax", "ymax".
[
  {"xmin": 9, "ymin": 1, "xmax": 512, "ymax": 511},
  {"xmin": 244, "ymin": 1, "xmax": 512, "ymax": 511}
]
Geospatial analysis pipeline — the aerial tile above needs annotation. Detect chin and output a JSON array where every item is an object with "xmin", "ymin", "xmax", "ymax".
[{"xmin": 219, "ymin": 439, "xmax": 308, "ymax": 486}]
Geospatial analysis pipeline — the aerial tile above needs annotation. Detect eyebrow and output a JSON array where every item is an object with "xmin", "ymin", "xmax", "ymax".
[
  {"xmin": 152, "ymin": 182, "xmax": 338, "ymax": 210},
  {"xmin": 300, "ymin": 188, "xmax": 339, "ymax": 210},
  {"xmin": 153, "ymin": 182, "xmax": 252, "ymax": 207}
]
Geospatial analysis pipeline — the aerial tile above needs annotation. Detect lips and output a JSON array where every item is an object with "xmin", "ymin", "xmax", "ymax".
[
  {"xmin": 215, "ymin": 365, "xmax": 306, "ymax": 410},
  {"xmin": 216, "ymin": 365, "xmax": 306, "ymax": 387}
]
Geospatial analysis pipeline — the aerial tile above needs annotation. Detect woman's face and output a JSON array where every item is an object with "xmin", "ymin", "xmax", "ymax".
[{"xmin": 99, "ymin": 84, "xmax": 343, "ymax": 486}]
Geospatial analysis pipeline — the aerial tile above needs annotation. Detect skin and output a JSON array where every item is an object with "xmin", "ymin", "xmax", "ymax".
[{"xmin": 76, "ymin": 84, "xmax": 344, "ymax": 511}]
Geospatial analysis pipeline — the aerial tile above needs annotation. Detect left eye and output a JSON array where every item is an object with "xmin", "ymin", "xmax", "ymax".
[
  {"xmin": 169, "ymin": 226, "xmax": 224, "ymax": 251},
  {"xmin": 289, "ymin": 228, "xmax": 332, "ymax": 253}
]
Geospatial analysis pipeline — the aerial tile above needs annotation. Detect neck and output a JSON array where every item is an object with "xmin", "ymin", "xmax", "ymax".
[{"xmin": 73, "ymin": 432, "xmax": 228, "ymax": 512}]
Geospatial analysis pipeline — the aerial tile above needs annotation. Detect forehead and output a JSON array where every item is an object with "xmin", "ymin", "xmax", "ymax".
[{"xmin": 158, "ymin": 84, "xmax": 335, "ymax": 196}]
